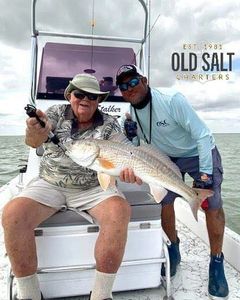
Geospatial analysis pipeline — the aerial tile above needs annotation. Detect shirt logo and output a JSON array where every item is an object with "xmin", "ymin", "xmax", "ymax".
[{"xmin": 156, "ymin": 120, "xmax": 170, "ymax": 127}]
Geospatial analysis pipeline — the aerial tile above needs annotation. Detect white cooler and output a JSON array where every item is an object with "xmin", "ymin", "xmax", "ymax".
[{"xmin": 32, "ymin": 187, "xmax": 167, "ymax": 298}]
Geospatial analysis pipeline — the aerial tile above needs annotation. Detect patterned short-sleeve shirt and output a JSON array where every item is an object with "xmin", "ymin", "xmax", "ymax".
[{"xmin": 39, "ymin": 104, "xmax": 121, "ymax": 189}]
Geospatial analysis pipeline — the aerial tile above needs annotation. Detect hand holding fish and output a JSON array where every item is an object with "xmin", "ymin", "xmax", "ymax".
[
  {"xmin": 193, "ymin": 173, "xmax": 213, "ymax": 189},
  {"xmin": 119, "ymin": 168, "xmax": 143, "ymax": 185}
]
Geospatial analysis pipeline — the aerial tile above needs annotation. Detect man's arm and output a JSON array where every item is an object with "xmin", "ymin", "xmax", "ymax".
[{"xmin": 171, "ymin": 93, "xmax": 214, "ymax": 174}]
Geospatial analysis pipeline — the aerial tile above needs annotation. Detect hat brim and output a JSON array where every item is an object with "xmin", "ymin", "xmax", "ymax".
[
  {"xmin": 64, "ymin": 83, "xmax": 109, "ymax": 102},
  {"xmin": 116, "ymin": 70, "xmax": 138, "ymax": 85}
]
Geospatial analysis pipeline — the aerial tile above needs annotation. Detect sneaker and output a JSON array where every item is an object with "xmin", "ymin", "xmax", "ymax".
[
  {"xmin": 161, "ymin": 237, "xmax": 181, "ymax": 277},
  {"xmin": 208, "ymin": 253, "xmax": 229, "ymax": 299}
]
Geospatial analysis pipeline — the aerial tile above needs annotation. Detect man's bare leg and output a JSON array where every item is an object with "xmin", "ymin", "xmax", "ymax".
[
  {"xmin": 88, "ymin": 196, "xmax": 131, "ymax": 300},
  {"xmin": 2, "ymin": 197, "xmax": 57, "ymax": 299},
  {"xmin": 161, "ymin": 203, "xmax": 177, "ymax": 242}
]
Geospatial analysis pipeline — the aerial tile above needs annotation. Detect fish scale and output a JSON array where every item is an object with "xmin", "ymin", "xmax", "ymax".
[{"xmin": 97, "ymin": 140, "xmax": 189, "ymax": 195}]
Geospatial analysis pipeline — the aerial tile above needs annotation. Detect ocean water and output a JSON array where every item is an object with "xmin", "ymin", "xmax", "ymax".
[
  {"xmin": 0, "ymin": 136, "xmax": 29, "ymax": 187},
  {"xmin": 0, "ymin": 134, "xmax": 239, "ymax": 234}
]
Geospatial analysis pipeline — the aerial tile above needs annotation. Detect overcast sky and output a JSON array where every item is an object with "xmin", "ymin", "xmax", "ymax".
[{"xmin": 0, "ymin": 0, "xmax": 239, "ymax": 135}]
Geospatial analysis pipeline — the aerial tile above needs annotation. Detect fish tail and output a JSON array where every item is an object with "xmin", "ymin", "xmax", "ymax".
[{"xmin": 190, "ymin": 188, "xmax": 214, "ymax": 221}]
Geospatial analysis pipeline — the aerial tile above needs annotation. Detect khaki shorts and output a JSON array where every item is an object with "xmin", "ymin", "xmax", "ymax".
[{"xmin": 17, "ymin": 177, "xmax": 125, "ymax": 220}]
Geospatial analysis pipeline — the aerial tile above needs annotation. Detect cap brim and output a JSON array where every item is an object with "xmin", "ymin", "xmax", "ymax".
[
  {"xmin": 116, "ymin": 64, "xmax": 145, "ymax": 85},
  {"xmin": 116, "ymin": 70, "xmax": 138, "ymax": 85}
]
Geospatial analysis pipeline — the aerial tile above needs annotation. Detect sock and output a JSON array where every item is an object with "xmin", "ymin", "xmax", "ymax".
[
  {"xmin": 90, "ymin": 270, "xmax": 116, "ymax": 300},
  {"xmin": 16, "ymin": 273, "xmax": 41, "ymax": 300}
]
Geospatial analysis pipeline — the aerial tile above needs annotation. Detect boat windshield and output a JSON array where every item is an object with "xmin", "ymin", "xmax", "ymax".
[{"xmin": 37, "ymin": 42, "xmax": 136, "ymax": 101}]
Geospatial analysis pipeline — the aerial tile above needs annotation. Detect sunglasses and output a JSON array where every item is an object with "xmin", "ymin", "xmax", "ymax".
[
  {"xmin": 73, "ymin": 90, "xmax": 99, "ymax": 101},
  {"xmin": 119, "ymin": 77, "xmax": 141, "ymax": 92}
]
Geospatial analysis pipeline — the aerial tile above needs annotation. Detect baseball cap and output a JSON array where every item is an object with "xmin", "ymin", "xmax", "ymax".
[{"xmin": 116, "ymin": 64, "xmax": 145, "ymax": 85}]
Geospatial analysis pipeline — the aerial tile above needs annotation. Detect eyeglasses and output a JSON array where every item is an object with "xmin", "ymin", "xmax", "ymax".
[
  {"xmin": 118, "ymin": 77, "xmax": 141, "ymax": 92},
  {"xmin": 73, "ymin": 90, "xmax": 99, "ymax": 101}
]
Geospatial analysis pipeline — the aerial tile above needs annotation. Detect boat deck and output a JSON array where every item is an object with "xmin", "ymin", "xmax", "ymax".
[
  {"xmin": 48, "ymin": 220, "xmax": 240, "ymax": 300},
  {"xmin": 1, "ymin": 218, "xmax": 239, "ymax": 299},
  {"xmin": 1, "ymin": 183, "xmax": 240, "ymax": 300}
]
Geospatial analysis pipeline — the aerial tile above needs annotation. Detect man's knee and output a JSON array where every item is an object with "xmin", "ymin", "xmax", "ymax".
[
  {"xmin": 2, "ymin": 197, "xmax": 39, "ymax": 231},
  {"xmin": 205, "ymin": 208, "xmax": 225, "ymax": 234},
  {"xmin": 110, "ymin": 197, "xmax": 131, "ymax": 223},
  {"xmin": 102, "ymin": 197, "xmax": 131, "ymax": 226},
  {"xmin": 206, "ymin": 208, "xmax": 225, "ymax": 223}
]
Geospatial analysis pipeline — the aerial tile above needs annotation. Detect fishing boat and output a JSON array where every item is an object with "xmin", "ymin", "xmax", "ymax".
[{"xmin": 0, "ymin": 0, "xmax": 240, "ymax": 299}]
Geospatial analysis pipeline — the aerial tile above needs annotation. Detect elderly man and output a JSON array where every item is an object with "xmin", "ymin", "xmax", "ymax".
[
  {"xmin": 2, "ymin": 73, "xmax": 131, "ymax": 300},
  {"xmin": 116, "ymin": 64, "xmax": 229, "ymax": 299}
]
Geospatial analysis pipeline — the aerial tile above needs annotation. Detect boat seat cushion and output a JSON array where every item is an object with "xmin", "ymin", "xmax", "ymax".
[{"xmin": 38, "ymin": 190, "xmax": 161, "ymax": 227}]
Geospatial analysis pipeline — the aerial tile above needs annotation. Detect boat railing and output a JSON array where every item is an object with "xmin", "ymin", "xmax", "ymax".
[{"xmin": 31, "ymin": 0, "xmax": 148, "ymax": 44}]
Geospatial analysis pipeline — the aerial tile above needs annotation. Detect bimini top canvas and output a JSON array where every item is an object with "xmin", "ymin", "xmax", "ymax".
[{"xmin": 37, "ymin": 42, "xmax": 136, "ymax": 101}]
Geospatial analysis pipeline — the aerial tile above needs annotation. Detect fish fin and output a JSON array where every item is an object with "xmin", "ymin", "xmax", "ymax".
[
  {"xmin": 97, "ymin": 158, "xmax": 115, "ymax": 169},
  {"xmin": 188, "ymin": 198, "xmax": 200, "ymax": 221},
  {"xmin": 97, "ymin": 173, "xmax": 116, "ymax": 190},
  {"xmin": 193, "ymin": 188, "xmax": 214, "ymax": 202},
  {"xmin": 138, "ymin": 144, "xmax": 182, "ymax": 178},
  {"xmin": 149, "ymin": 184, "xmax": 168, "ymax": 203},
  {"xmin": 190, "ymin": 188, "xmax": 214, "ymax": 221}
]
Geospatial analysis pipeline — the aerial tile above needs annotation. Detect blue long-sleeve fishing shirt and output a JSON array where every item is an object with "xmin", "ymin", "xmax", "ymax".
[{"xmin": 130, "ymin": 87, "xmax": 215, "ymax": 174}]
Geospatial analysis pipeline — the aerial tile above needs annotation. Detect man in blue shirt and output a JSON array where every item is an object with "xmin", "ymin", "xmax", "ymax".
[{"xmin": 116, "ymin": 64, "xmax": 229, "ymax": 299}]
